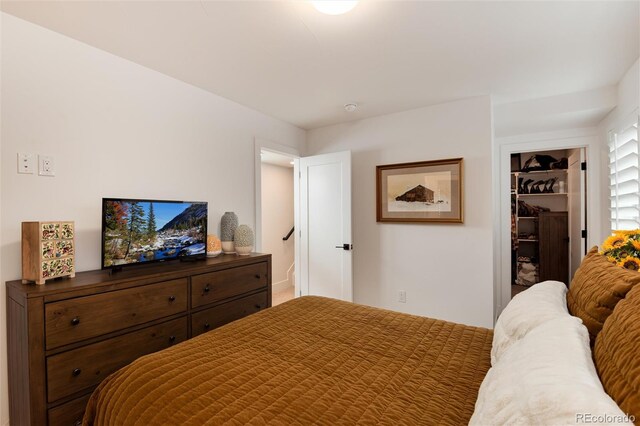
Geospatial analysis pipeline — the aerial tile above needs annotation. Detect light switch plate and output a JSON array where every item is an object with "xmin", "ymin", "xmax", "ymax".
[
  {"xmin": 17, "ymin": 153, "xmax": 35, "ymax": 174},
  {"xmin": 38, "ymin": 155, "xmax": 55, "ymax": 176}
]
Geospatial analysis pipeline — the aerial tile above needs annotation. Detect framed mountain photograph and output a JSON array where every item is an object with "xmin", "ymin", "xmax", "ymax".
[{"xmin": 376, "ymin": 158, "xmax": 463, "ymax": 223}]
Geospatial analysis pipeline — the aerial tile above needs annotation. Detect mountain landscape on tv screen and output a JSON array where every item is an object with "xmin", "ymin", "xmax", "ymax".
[{"xmin": 103, "ymin": 200, "xmax": 206, "ymax": 267}]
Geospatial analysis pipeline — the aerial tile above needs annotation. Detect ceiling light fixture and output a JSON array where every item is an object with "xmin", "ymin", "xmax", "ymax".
[
  {"xmin": 344, "ymin": 103, "xmax": 358, "ymax": 112},
  {"xmin": 311, "ymin": 1, "xmax": 358, "ymax": 15}
]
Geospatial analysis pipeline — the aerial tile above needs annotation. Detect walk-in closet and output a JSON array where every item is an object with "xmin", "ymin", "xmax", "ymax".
[{"xmin": 511, "ymin": 148, "xmax": 587, "ymax": 298}]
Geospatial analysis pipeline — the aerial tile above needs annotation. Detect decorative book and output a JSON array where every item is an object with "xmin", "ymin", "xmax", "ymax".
[{"xmin": 22, "ymin": 221, "xmax": 75, "ymax": 285}]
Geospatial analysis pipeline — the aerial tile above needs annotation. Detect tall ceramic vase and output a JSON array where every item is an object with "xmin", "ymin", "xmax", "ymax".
[
  {"xmin": 221, "ymin": 212, "xmax": 238, "ymax": 254},
  {"xmin": 234, "ymin": 225, "xmax": 254, "ymax": 256}
]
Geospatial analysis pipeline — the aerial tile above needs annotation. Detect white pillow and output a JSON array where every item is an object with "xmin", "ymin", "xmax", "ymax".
[
  {"xmin": 471, "ymin": 316, "xmax": 632, "ymax": 425},
  {"xmin": 492, "ymin": 280, "xmax": 568, "ymax": 365}
]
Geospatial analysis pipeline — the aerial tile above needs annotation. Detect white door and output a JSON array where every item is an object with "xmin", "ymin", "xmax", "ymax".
[
  {"xmin": 294, "ymin": 151, "xmax": 352, "ymax": 301},
  {"xmin": 568, "ymin": 148, "xmax": 586, "ymax": 280}
]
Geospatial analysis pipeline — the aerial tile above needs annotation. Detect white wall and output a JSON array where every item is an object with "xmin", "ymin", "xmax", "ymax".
[
  {"xmin": 261, "ymin": 163, "xmax": 294, "ymax": 290},
  {"xmin": 615, "ymin": 59, "xmax": 640, "ymax": 123},
  {"xmin": 306, "ymin": 96, "xmax": 494, "ymax": 328},
  {"xmin": 597, "ymin": 58, "xmax": 639, "ymax": 236},
  {"xmin": 0, "ymin": 13, "xmax": 305, "ymax": 425},
  {"xmin": 493, "ymin": 86, "xmax": 617, "ymax": 138}
]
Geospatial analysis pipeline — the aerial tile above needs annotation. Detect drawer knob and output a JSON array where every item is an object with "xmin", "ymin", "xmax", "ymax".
[
  {"xmin": 169, "ymin": 335, "xmax": 176, "ymax": 343},
  {"xmin": 255, "ymin": 274, "xmax": 261, "ymax": 279},
  {"xmin": 168, "ymin": 295, "xmax": 176, "ymax": 302},
  {"xmin": 255, "ymin": 304, "xmax": 262, "ymax": 309},
  {"xmin": 72, "ymin": 368, "xmax": 81, "ymax": 377},
  {"xmin": 74, "ymin": 420, "xmax": 82, "ymax": 426},
  {"xmin": 204, "ymin": 285, "xmax": 210, "ymax": 293},
  {"xmin": 70, "ymin": 317, "xmax": 80, "ymax": 326},
  {"xmin": 204, "ymin": 323, "xmax": 210, "ymax": 330}
]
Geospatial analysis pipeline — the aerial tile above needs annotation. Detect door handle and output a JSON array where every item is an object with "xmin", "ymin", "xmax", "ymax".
[{"xmin": 335, "ymin": 244, "xmax": 352, "ymax": 251}]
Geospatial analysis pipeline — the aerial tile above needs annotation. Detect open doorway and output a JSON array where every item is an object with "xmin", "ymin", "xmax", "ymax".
[
  {"xmin": 255, "ymin": 140, "xmax": 353, "ymax": 305},
  {"xmin": 510, "ymin": 148, "xmax": 587, "ymax": 298},
  {"xmin": 496, "ymin": 132, "xmax": 603, "ymax": 319},
  {"xmin": 259, "ymin": 149, "xmax": 297, "ymax": 306}
]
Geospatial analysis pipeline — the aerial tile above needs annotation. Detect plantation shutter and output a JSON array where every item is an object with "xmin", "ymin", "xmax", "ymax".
[{"xmin": 609, "ymin": 113, "xmax": 640, "ymax": 230}]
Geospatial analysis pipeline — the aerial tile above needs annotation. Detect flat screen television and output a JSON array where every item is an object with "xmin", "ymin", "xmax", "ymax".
[{"xmin": 102, "ymin": 198, "xmax": 207, "ymax": 269}]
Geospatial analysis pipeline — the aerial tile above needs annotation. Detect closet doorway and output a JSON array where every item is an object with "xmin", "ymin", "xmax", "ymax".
[{"xmin": 510, "ymin": 148, "xmax": 587, "ymax": 298}]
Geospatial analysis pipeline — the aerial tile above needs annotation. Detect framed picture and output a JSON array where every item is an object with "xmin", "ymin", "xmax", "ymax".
[{"xmin": 376, "ymin": 158, "xmax": 464, "ymax": 223}]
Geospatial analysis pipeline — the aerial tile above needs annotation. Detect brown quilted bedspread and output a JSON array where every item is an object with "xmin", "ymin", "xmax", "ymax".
[{"xmin": 84, "ymin": 296, "xmax": 492, "ymax": 425}]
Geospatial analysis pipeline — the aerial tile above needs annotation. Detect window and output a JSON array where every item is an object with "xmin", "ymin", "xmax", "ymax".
[{"xmin": 609, "ymin": 113, "xmax": 640, "ymax": 230}]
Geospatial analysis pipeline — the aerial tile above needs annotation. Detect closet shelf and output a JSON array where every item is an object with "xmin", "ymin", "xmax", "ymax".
[
  {"xmin": 517, "ymin": 193, "xmax": 567, "ymax": 197},
  {"xmin": 512, "ymin": 169, "xmax": 568, "ymax": 176}
]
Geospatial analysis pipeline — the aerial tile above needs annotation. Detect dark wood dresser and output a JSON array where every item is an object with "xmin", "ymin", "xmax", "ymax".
[{"xmin": 6, "ymin": 253, "xmax": 272, "ymax": 426}]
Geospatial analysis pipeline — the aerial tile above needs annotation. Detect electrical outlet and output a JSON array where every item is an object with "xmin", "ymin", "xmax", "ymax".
[
  {"xmin": 38, "ymin": 155, "xmax": 55, "ymax": 177},
  {"xmin": 17, "ymin": 153, "xmax": 35, "ymax": 174},
  {"xmin": 399, "ymin": 290, "xmax": 407, "ymax": 303}
]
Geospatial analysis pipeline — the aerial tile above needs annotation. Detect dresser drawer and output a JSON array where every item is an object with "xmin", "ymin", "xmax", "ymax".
[
  {"xmin": 192, "ymin": 291, "xmax": 267, "ymax": 337},
  {"xmin": 47, "ymin": 317, "xmax": 187, "ymax": 403},
  {"xmin": 45, "ymin": 278, "xmax": 187, "ymax": 350},
  {"xmin": 191, "ymin": 263, "xmax": 267, "ymax": 308},
  {"xmin": 48, "ymin": 394, "xmax": 90, "ymax": 426}
]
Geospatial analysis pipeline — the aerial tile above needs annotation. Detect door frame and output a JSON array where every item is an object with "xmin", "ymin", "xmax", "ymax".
[
  {"xmin": 567, "ymin": 147, "xmax": 586, "ymax": 280},
  {"xmin": 254, "ymin": 138, "xmax": 300, "ymax": 253},
  {"xmin": 493, "ymin": 128, "xmax": 603, "ymax": 321}
]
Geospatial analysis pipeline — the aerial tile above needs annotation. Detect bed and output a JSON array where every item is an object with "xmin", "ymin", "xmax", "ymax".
[
  {"xmin": 84, "ymin": 247, "xmax": 640, "ymax": 425},
  {"xmin": 84, "ymin": 296, "xmax": 493, "ymax": 425}
]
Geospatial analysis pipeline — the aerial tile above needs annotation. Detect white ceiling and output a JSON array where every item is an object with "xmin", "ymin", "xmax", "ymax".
[
  {"xmin": 261, "ymin": 150, "xmax": 295, "ymax": 168},
  {"xmin": 1, "ymin": 1, "xmax": 638, "ymax": 130}
]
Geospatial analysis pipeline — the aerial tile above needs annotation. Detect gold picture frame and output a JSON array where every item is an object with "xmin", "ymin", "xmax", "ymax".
[{"xmin": 376, "ymin": 158, "xmax": 464, "ymax": 223}]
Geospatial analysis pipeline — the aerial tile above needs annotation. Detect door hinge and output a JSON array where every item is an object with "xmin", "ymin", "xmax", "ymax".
[
  {"xmin": 299, "ymin": 171, "xmax": 301, "ymax": 178},
  {"xmin": 581, "ymin": 161, "xmax": 587, "ymax": 171},
  {"xmin": 581, "ymin": 229, "xmax": 587, "ymax": 238}
]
